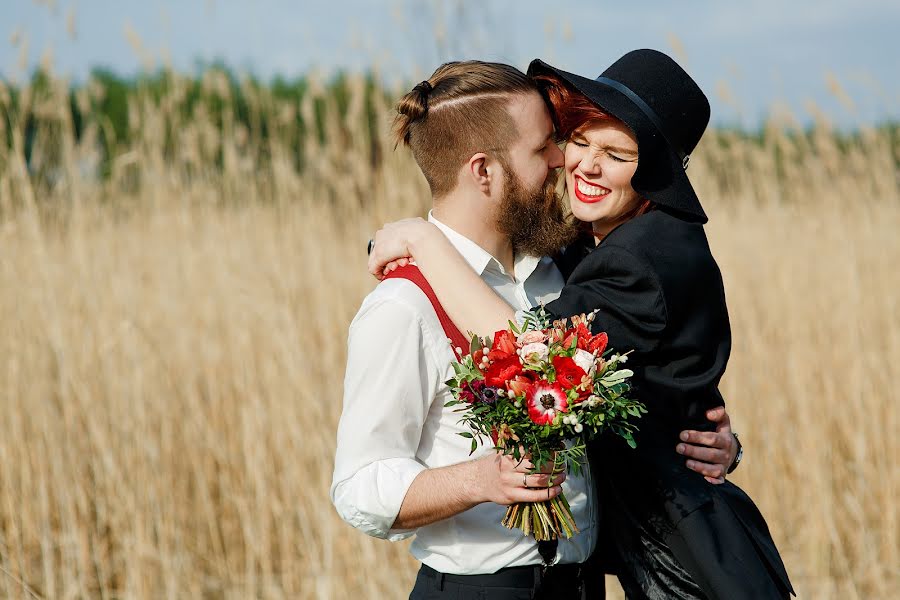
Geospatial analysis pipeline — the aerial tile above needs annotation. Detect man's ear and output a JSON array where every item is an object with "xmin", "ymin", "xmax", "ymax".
[{"xmin": 466, "ymin": 152, "xmax": 492, "ymax": 195}]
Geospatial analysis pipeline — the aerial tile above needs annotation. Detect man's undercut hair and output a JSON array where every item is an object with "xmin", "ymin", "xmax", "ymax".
[{"xmin": 393, "ymin": 61, "xmax": 540, "ymax": 198}]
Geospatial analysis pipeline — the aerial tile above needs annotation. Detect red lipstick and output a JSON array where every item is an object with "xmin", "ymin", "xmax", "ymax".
[{"xmin": 572, "ymin": 175, "xmax": 610, "ymax": 204}]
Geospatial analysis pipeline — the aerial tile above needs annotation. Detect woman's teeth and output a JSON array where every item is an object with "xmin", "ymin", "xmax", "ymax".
[{"xmin": 577, "ymin": 179, "xmax": 609, "ymax": 197}]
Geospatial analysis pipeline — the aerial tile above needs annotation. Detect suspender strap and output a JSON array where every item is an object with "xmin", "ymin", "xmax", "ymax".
[{"xmin": 383, "ymin": 265, "xmax": 469, "ymax": 355}]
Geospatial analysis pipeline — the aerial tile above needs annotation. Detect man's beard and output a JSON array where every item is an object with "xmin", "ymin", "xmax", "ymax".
[{"xmin": 495, "ymin": 166, "xmax": 580, "ymax": 258}]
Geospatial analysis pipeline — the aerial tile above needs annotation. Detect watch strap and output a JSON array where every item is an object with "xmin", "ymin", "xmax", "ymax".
[{"xmin": 727, "ymin": 432, "xmax": 743, "ymax": 474}]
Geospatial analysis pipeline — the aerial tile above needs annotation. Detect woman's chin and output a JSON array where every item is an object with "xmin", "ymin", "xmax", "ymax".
[{"xmin": 570, "ymin": 202, "xmax": 599, "ymax": 225}]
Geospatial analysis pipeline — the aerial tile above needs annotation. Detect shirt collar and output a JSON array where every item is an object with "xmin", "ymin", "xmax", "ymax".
[
  {"xmin": 428, "ymin": 211, "xmax": 493, "ymax": 275},
  {"xmin": 427, "ymin": 211, "xmax": 546, "ymax": 282},
  {"xmin": 513, "ymin": 253, "xmax": 543, "ymax": 284}
]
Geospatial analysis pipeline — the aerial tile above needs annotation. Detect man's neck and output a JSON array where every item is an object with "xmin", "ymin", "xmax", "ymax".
[{"xmin": 432, "ymin": 197, "xmax": 515, "ymax": 275}]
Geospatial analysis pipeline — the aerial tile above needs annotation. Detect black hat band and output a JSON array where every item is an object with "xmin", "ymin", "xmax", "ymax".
[{"xmin": 595, "ymin": 76, "xmax": 690, "ymax": 169}]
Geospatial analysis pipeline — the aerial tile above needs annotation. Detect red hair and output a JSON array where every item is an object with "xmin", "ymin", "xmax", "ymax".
[
  {"xmin": 533, "ymin": 71, "xmax": 655, "ymax": 225},
  {"xmin": 532, "ymin": 72, "xmax": 614, "ymax": 140}
]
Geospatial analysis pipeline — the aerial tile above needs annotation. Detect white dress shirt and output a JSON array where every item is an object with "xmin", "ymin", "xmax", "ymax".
[{"xmin": 330, "ymin": 214, "xmax": 597, "ymax": 575}]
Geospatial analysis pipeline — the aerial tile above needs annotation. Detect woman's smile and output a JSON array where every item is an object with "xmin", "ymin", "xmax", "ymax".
[{"xmin": 573, "ymin": 174, "xmax": 611, "ymax": 204}]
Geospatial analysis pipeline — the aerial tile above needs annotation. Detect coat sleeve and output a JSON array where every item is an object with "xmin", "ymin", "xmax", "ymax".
[{"xmin": 544, "ymin": 243, "xmax": 667, "ymax": 354}]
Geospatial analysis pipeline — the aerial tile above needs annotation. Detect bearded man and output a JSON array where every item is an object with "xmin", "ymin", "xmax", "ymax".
[{"xmin": 330, "ymin": 60, "xmax": 737, "ymax": 600}]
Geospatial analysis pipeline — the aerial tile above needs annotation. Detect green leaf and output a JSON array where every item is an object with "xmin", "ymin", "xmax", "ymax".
[
  {"xmin": 469, "ymin": 333, "xmax": 484, "ymax": 354},
  {"xmin": 602, "ymin": 369, "xmax": 633, "ymax": 383},
  {"xmin": 518, "ymin": 305, "xmax": 553, "ymax": 332},
  {"xmin": 459, "ymin": 432, "xmax": 474, "ymax": 439}
]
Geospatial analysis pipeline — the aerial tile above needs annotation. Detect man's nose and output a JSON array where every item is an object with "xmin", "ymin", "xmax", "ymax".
[{"xmin": 549, "ymin": 143, "xmax": 564, "ymax": 168}]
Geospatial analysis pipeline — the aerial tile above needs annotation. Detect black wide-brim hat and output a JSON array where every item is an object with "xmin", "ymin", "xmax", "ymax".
[{"xmin": 528, "ymin": 49, "xmax": 710, "ymax": 223}]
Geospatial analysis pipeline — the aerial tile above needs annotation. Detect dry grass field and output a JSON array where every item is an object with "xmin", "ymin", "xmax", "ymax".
[{"xmin": 0, "ymin": 70, "xmax": 897, "ymax": 599}]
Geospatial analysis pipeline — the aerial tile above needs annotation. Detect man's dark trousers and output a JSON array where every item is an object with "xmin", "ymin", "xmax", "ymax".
[{"xmin": 408, "ymin": 563, "xmax": 600, "ymax": 599}]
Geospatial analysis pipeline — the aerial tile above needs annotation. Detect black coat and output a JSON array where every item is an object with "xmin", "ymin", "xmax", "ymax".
[{"xmin": 546, "ymin": 209, "xmax": 794, "ymax": 599}]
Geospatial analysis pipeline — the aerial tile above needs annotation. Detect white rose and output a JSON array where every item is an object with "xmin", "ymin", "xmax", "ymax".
[
  {"xmin": 573, "ymin": 349, "xmax": 595, "ymax": 373},
  {"xmin": 520, "ymin": 342, "xmax": 549, "ymax": 364}
]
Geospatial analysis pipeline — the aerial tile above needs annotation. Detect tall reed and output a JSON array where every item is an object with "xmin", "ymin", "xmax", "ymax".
[{"xmin": 0, "ymin": 68, "xmax": 896, "ymax": 598}]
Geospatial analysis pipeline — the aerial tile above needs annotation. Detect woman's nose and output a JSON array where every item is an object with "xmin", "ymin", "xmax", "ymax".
[{"xmin": 580, "ymin": 151, "xmax": 602, "ymax": 175}]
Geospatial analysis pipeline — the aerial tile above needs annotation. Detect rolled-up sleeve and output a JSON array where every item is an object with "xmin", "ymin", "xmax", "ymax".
[{"xmin": 330, "ymin": 290, "xmax": 438, "ymax": 540}]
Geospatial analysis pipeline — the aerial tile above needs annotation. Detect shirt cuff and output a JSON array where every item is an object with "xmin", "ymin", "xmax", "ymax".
[{"xmin": 331, "ymin": 457, "xmax": 428, "ymax": 541}]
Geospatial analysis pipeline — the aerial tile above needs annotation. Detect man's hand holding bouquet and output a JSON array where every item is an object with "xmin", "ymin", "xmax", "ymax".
[{"xmin": 447, "ymin": 307, "xmax": 646, "ymax": 541}]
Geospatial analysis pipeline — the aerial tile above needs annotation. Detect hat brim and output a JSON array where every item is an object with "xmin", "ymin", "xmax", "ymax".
[{"xmin": 527, "ymin": 59, "xmax": 707, "ymax": 223}]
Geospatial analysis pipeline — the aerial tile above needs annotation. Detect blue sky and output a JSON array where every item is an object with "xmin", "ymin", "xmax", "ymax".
[{"xmin": 2, "ymin": 0, "xmax": 897, "ymax": 127}]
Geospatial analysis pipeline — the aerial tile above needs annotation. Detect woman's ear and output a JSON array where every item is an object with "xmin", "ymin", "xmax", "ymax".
[{"xmin": 466, "ymin": 152, "xmax": 492, "ymax": 194}]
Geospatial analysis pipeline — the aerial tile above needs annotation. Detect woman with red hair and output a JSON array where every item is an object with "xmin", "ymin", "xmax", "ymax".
[{"xmin": 369, "ymin": 50, "xmax": 793, "ymax": 599}]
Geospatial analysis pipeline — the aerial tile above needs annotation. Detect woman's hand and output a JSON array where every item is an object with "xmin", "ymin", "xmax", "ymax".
[
  {"xmin": 366, "ymin": 216, "xmax": 515, "ymax": 335},
  {"xmin": 379, "ymin": 257, "xmax": 410, "ymax": 278},
  {"xmin": 367, "ymin": 217, "xmax": 437, "ymax": 280}
]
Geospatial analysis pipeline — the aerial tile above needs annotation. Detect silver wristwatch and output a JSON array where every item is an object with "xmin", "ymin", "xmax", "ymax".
[{"xmin": 726, "ymin": 432, "xmax": 743, "ymax": 474}]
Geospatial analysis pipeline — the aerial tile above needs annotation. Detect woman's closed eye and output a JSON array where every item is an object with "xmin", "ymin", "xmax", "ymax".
[{"xmin": 571, "ymin": 140, "xmax": 633, "ymax": 163}]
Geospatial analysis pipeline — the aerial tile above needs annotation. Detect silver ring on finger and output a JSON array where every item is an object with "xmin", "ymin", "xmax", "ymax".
[
  {"xmin": 547, "ymin": 487, "xmax": 551, "ymax": 500},
  {"xmin": 523, "ymin": 473, "xmax": 528, "ymax": 488}
]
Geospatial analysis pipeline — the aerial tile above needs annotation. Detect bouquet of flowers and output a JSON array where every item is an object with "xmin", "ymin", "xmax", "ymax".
[{"xmin": 446, "ymin": 307, "xmax": 647, "ymax": 541}]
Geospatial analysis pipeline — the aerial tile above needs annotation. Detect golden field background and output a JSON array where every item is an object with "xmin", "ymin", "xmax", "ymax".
[{"xmin": 0, "ymin": 68, "xmax": 897, "ymax": 599}]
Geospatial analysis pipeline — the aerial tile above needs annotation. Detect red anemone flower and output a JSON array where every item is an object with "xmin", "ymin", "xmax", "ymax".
[{"xmin": 526, "ymin": 381, "xmax": 569, "ymax": 425}]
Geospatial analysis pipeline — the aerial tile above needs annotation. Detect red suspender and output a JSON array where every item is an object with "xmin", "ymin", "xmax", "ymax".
[{"xmin": 383, "ymin": 265, "xmax": 470, "ymax": 355}]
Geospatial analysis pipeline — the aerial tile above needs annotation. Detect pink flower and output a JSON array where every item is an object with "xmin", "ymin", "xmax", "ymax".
[
  {"xmin": 526, "ymin": 381, "xmax": 569, "ymax": 425},
  {"xmin": 520, "ymin": 342, "xmax": 549, "ymax": 365},
  {"xmin": 516, "ymin": 330, "xmax": 547, "ymax": 347}
]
